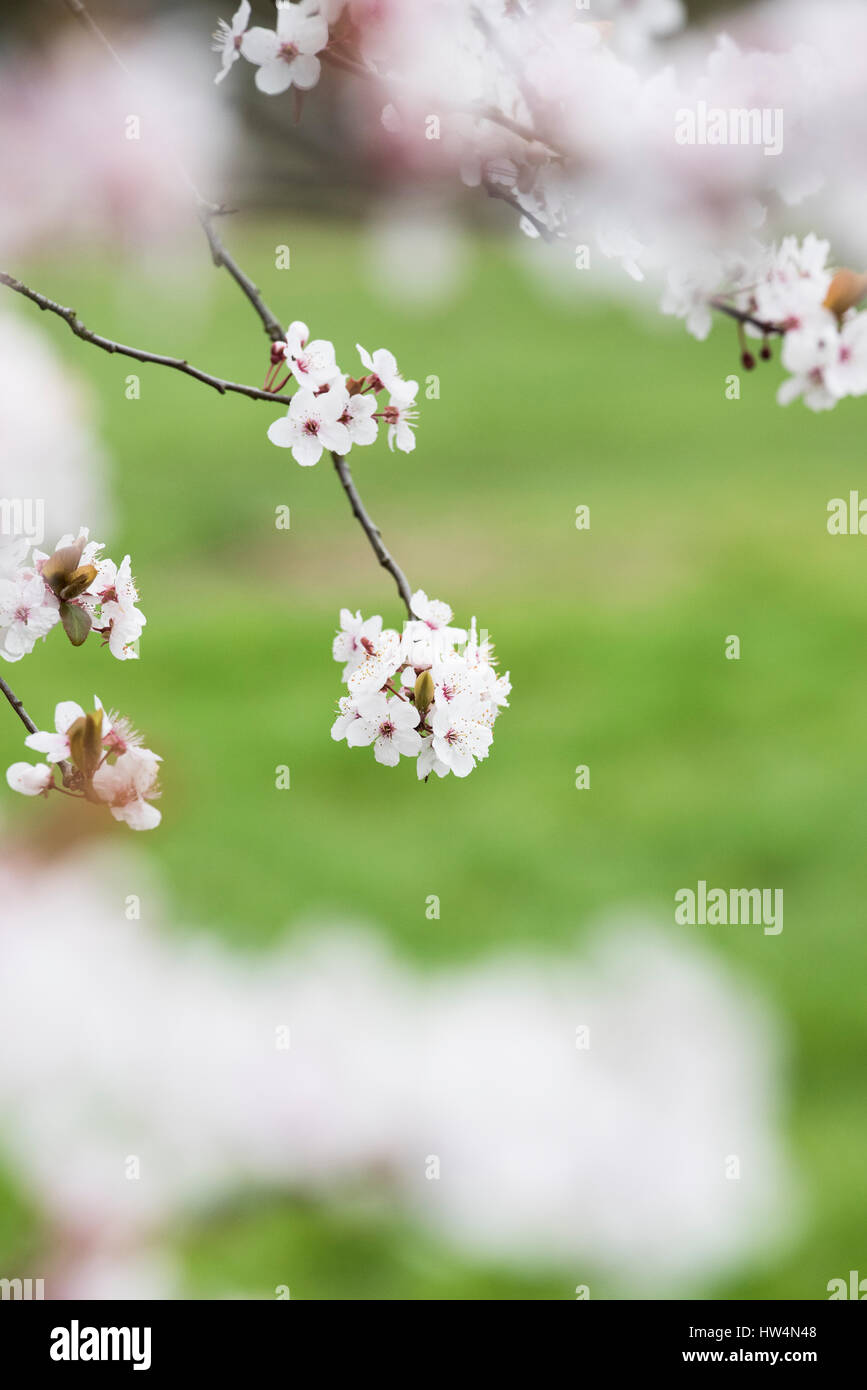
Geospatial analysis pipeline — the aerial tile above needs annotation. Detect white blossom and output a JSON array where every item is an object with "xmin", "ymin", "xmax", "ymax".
[
  {"xmin": 267, "ymin": 385, "xmax": 352, "ymax": 465},
  {"xmin": 212, "ymin": 1, "xmax": 251, "ymax": 84},
  {"xmin": 333, "ymin": 598, "xmax": 509, "ymax": 779},
  {"xmin": 241, "ymin": 1, "xmax": 329, "ymax": 96}
]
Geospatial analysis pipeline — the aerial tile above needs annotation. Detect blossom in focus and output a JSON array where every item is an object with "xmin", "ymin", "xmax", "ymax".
[
  {"xmin": 410, "ymin": 590, "xmax": 466, "ymax": 644},
  {"xmin": 384, "ymin": 390, "xmax": 418, "ymax": 454},
  {"xmin": 267, "ymin": 385, "xmax": 352, "ymax": 465},
  {"xmin": 332, "ymin": 597, "xmax": 509, "ymax": 778},
  {"xmin": 241, "ymin": 1, "xmax": 329, "ymax": 95},
  {"xmin": 0, "ymin": 569, "xmax": 59, "ymax": 663},
  {"xmin": 356, "ymin": 345, "xmax": 417, "ymax": 400},
  {"xmin": 0, "ymin": 530, "xmax": 146, "ymax": 660},
  {"xmin": 213, "ymin": 0, "xmax": 251, "ymax": 83},
  {"xmin": 78, "ymin": 554, "xmax": 146, "ymax": 660},
  {"xmin": 282, "ymin": 321, "xmax": 342, "ymax": 391},
  {"xmin": 339, "ymin": 392, "xmax": 379, "ymax": 448},
  {"xmin": 332, "ymin": 608, "xmax": 384, "ymax": 680},
  {"xmin": 347, "ymin": 692, "xmax": 423, "ymax": 767}
]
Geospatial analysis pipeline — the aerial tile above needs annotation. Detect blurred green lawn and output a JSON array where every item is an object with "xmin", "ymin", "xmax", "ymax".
[{"xmin": 1, "ymin": 219, "xmax": 866, "ymax": 1298}]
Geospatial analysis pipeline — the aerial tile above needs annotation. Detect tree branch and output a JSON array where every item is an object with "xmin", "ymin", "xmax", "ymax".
[
  {"xmin": 710, "ymin": 297, "xmax": 784, "ymax": 337},
  {"xmin": 0, "ymin": 272, "xmax": 293, "ymax": 405},
  {"xmin": 0, "ymin": 675, "xmax": 38, "ymax": 735},
  {"xmin": 331, "ymin": 453, "xmax": 413, "ymax": 616},
  {"xmin": 0, "ymin": 674, "xmax": 74, "ymax": 786},
  {"xmin": 198, "ymin": 207, "xmax": 287, "ymax": 344}
]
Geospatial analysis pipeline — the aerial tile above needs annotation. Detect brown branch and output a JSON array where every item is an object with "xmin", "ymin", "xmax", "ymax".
[
  {"xmin": 198, "ymin": 207, "xmax": 287, "ymax": 344},
  {"xmin": 0, "ymin": 675, "xmax": 38, "ymax": 735},
  {"xmin": 0, "ymin": 272, "xmax": 293, "ymax": 405},
  {"xmin": 710, "ymin": 297, "xmax": 784, "ymax": 337},
  {"xmin": 331, "ymin": 453, "xmax": 413, "ymax": 616},
  {"xmin": 0, "ymin": 674, "xmax": 75, "ymax": 785}
]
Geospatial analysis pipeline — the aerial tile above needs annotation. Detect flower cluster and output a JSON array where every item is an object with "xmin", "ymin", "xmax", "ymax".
[
  {"xmin": 7, "ymin": 698, "xmax": 162, "ymax": 830},
  {"xmin": 664, "ymin": 236, "xmax": 867, "ymax": 412},
  {"xmin": 265, "ymin": 333, "xmax": 418, "ymax": 464},
  {"xmin": 330, "ymin": 591, "xmax": 510, "ymax": 779},
  {"xmin": 0, "ymin": 529, "xmax": 145, "ymax": 663}
]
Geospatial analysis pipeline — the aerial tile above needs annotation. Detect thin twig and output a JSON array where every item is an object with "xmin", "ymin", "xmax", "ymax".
[
  {"xmin": 0, "ymin": 674, "xmax": 75, "ymax": 785},
  {"xmin": 331, "ymin": 453, "xmax": 413, "ymax": 616},
  {"xmin": 198, "ymin": 206, "xmax": 287, "ymax": 344},
  {"xmin": 0, "ymin": 272, "xmax": 293, "ymax": 405},
  {"xmin": 0, "ymin": 675, "xmax": 38, "ymax": 735},
  {"xmin": 709, "ymin": 298, "xmax": 784, "ymax": 337}
]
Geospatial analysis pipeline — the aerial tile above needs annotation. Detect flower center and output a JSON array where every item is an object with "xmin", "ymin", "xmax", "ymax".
[
  {"xmin": 279, "ymin": 42, "xmax": 300, "ymax": 62},
  {"xmin": 304, "ymin": 419, "xmax": 320, "ymax": 435}
]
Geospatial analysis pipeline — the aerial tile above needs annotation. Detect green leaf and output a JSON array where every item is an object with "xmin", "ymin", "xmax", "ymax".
[{"xmin": 59, "ymin": 601, "xmax": 92, "ymax": 647}]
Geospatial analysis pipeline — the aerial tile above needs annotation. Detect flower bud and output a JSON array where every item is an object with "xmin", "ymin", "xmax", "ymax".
[
  {"xmin": 414, "ymin": 669, "xmax": 435, "ymax": 717},
  {"xmin": 60, "ymin": 564, "xmax": 99, "ymax": 602},
  {"xmin": 42, "ymin": 538, "xmax": 86, "ymax": 597},
  {"xmin": 67, "ymin": 708, "xmax": 104, "ymax": 780},
  {"xmin": 823, "ymin": 269, "xmax": 867, "ymax": 320}
]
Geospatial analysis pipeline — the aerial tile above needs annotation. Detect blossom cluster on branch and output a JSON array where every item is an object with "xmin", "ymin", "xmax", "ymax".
[
  {"xmin": 0, "ymin": 529, "xmax": 145, "ymax": 663},
  {"xmin": 331, "ymin": 592, "xmax": 510, "ymax": 779},
  {"xmin": 664, "ymin": 236, "xmax": 867, "ymax": 411},
  {"xmin": 7, "ymin": 698, "xmax": 162, "ymax": 830},
  {"xmin": 212, "ymin": 0, "xmax": 867, "ymax": 412},
  {"xmin": 265, "ymin": 332, "xmax": 417, "ymax": 463}
]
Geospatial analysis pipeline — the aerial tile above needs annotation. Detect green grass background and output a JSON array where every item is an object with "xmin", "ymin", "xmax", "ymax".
[{"xmin": 1, "ymin": 220, "xmax": 865, "ymax": 1298}]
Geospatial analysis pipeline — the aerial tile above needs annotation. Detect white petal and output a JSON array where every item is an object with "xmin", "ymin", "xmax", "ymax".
[
  {"xmin": 240, "ymin": 27, "xmax": 280, "ymax": 64},
  {"xmin": 290, "ymin": 54, "xmax": 321, "ymax": 91},
  {"xmin": 267, "ymin": 415, "xmax": 297, "ymax": 448},
  {"xmin": 254, "ymin": 58, "xmax": 295, "ymax": 95}
]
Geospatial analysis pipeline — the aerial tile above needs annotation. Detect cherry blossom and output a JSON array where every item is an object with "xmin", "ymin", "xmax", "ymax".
[
  {"xmin": 212, "ymin": 1, "xmax": 251, "ymax": 84},
  {"xmin": 267, "ymin": 385, "xmax": 352, "ymax": 465},
  {"xmin": 331, "ymin": 598, "xmax": 510, "ymax": 779},
  {"xmin": 332, "ymin": 608, "xmax": 383, "ymax": 680},
  {"xmin": 0, "ymin": 569, "xmax": 59, "ymax": 663},
  {"xmin": 7, "ymin": 697, "xmax": 162, "ymax": 831},
  {"xmin": 339, "ymin": 392, "xmax": 379, "ymax": 448},
  {"xmin": 5, "ymin": 762, "xmax": 54, "ymax": 797},
  {"xmin": 347, "ymin": 693, "xmax": 423, "ymax": 767},
  {"xmin": 0, "ymin": 529, "xmax": 145, "ymax": 660},
  {"xmin": 384, "ymin": 390, "xmax": 418, "ymax": 454},
  {"xmin": 79, "ymin": 553, "xmax": 146, "ymax": 660},
  {"xmin": 777, "ymin": 311, "xmax": 840, "ymax": 412},
  {"xmin": 281, "ymin": 321, "xmax": 342, "ymax": 391},
  {"xmin": 430, "ymin": 700, "xmax": 494, "ymax": 779},
  {"xmin": 241, "ymin": 1, "xmax": 328, "ymax": 96},
  {"xmin": 356, "ymin": 345, "xmax": 417, "ymax": 400},
  {"xmin": 92, "ymin": 747, "xmax": 162, "ymax": 831}
]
